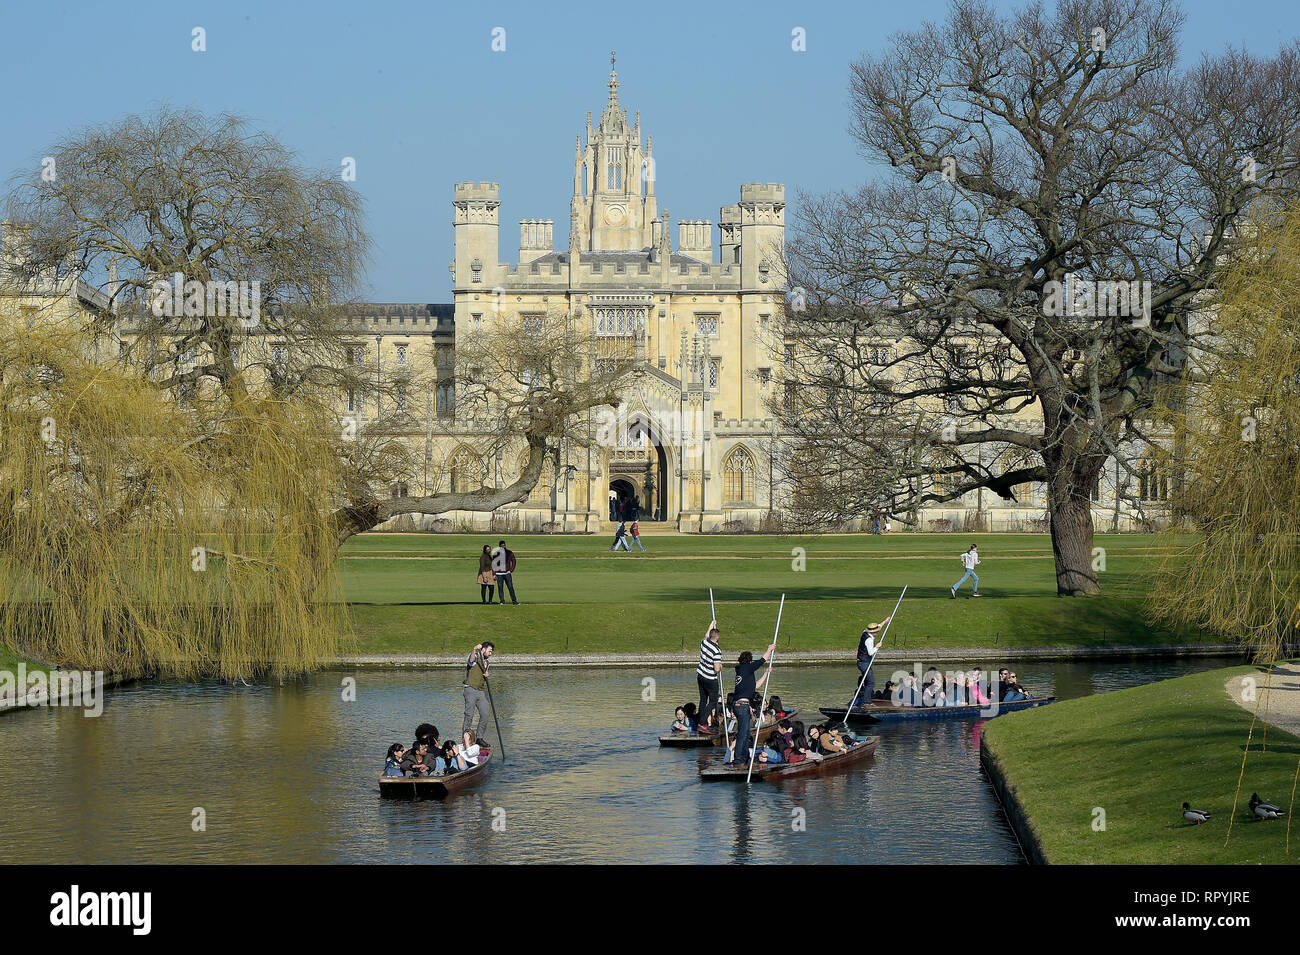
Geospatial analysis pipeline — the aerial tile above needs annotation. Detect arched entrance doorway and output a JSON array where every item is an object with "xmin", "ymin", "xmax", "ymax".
[
  {"xmin": 610, "ymin": 413, "xmax": 671, "ymax": 521},
  {"xmin": 609, "ymin": 478, "xmax": 638, "ymax": 521}
]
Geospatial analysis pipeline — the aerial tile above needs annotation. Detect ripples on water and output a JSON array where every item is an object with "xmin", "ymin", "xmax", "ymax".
[{"xmin": 0, "ymin": 660, "xmax": 1225, "ymax": 864}]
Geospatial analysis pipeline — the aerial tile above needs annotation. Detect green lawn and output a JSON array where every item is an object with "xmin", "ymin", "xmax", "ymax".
[
  {"xmin": 338, "ymin": 532, "xmax": 1213, "ymax": 655},
  {"xmin": 983, "ymin": 664, "xmax": 1300, "ymax": 864}
]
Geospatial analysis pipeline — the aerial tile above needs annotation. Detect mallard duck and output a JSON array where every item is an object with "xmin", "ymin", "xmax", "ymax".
[
  {"xmin": 1182, "ymin": 802, "xmax": 1211, "ymax": 825},
  {"xmin": 1250, "ymin": 793, "xmax": 1284, "ymax": 821}
]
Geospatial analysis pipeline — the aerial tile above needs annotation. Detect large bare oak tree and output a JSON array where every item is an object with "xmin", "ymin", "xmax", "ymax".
[{"xmin": 779, "ymin": 0, "xmax": 1300, "ymax": 594}]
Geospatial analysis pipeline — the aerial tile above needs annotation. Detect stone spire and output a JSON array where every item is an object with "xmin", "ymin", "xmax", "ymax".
[{"xmin": 607, "ymin": 50, "xmax": 619, "ymax": 105}]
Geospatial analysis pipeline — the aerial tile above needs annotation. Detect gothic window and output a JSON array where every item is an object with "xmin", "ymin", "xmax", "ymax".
[
  {"xmin": 347, "ymin": 388, "xmax": 359, "ymax": 413},
  {"xmin": 352, "ymin": 345, "xmax": 366, "ymax": 365},
  {"xmin": 521, "ymin": 313, "xmax": 545, "ymax": 333},
  {"xmin": 435, "ymin": 383, "xmax": 454, "ymax": 416},
  {"xmin": 696, "ymin": 315, "xmax": 719, "ymax": 337},
  {"xmin": 709, "ymin": 359, "xmax": 719, "ymax": 390},
  {"xmin": 595, "ymin": 306, "xmax": 644, "ymax": 337},
  {"xmin": 396, "ymin": 384, "xmax": 407, "ymax": 412},
  {"xmin": 396, "ymin": 344, "xmax": 407, "ymax": 365},
  {"xmin": 723, "ymin": 446, "xmax": 756, "ymax": 503},
  {"xmin": 759, "ymin": 368, "xmax": 771, "ymax": 390},
  {"xmin": 448, "ymin": 446, "xmax": 481, "ymax": 494},
  {"xmin": 231, "ymin": 344, "xmax": 240, "ymax": 365},
  {"xmin": 393, "ymin": 483, "xmax": 409, "ymax": 498},
  {"xmin": 1137, "ymin": 456, "xmax": 1169, "ymax": 503},
  {"xmin": 471, "ymin": 258, "xmax": 483, "ymax": 283},
  {"xmin": 272, "ymin": 345, "xmax": 286, "ymax": 365}
]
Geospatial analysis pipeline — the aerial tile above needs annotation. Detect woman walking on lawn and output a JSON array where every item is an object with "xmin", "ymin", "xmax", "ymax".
[
  {"xmin": 628, "ymin": 519, "xmax": 645, "ymax": 552},
  {"xmin": 951, "ymin": 544, "xmax": 981, "ymax": 598},
  {"xmin": 477, "ymin": 544, "xmax": 496, "ymax": 604}
]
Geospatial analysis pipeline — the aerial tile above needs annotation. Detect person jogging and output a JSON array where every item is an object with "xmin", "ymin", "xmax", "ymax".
[
  {"xmin": 462, "ymin": 641, "xmax": 495, "ymax": 736},
  {"xmin": 951, "ymin": 544, "xmax": 981, "ymax": 598},
  {"xmin": 696, "ymin": 619, "xmax": 723, "ymax": 732}
]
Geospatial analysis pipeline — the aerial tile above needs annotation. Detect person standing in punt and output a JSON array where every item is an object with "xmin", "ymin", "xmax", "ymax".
[
  {"xmin": 725, "ymin": 640, "xmax": 778, "ymax": 765},
  {"xmin": 462, "ymin": 642, "xmax": 495, "ymax": 737},
  {"xmin": 855, "ymin": 616, "xmax": 892, "ymax": 704},
  {"xmin": 696, "ymin": 619, "xmax": 723, "ymax": 733}
]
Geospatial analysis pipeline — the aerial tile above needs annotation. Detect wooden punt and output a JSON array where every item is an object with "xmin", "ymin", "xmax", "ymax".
[
  {"xmin": 658, "ymin": 709, "xmax": 799, "ymax": 747},
  {"xmin": 819, "ymin": 695, "xmax": 1055, "ymax": 724},
  {"xmin": 699, "ymin": 735, "xmax": 879, "ymax": 781},
  {"xmin": 378, "ymin": 749, "xmax": 493, "ymax": 798}
]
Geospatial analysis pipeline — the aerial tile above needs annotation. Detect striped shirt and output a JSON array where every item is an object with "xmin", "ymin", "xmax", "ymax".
[{"xmin": 697, "ymin": 634, "xmax": 722, "ymax": 681}]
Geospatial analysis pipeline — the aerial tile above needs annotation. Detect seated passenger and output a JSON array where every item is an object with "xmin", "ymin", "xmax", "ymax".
[
  {"xmin": 819, "ymin": 725, "xmax": 850, "ymax": 755},
  {"xmin": 402, "ymin": 740, "xmax": 436, "ymax": 776},
  {"xmin": 671, "ymin": 706, "xmax": 695, "ymax": 734},
  {"xmin": 442, "ymin": 740, "xmax": 467, "ymax": 774},
  {"xmin": 874, "ymin": 680, "xmax": 896, "ymax": 701},
  {"xmin": 949, "ymin": 672, "xmax": 969, "ymax": 706},
  {"xmin": 384, "ymin": 743, "xmax": 407, "ymax": 777},
  {"xmin": 1003, "ymin": 672, "xmax": 1032, "ymax": 701},
  {"xmin": 682, "ymin": 702, "xmax": 699, "ymax": 730},
  {"xmin": 769, "ymin": 695, "xmax": 788, "ymax": 719},
  {"xmin": 414, "ymin": 723, "xmax": 440, "ymax": 750},
  {"xmin": 922, "ymin": 677, "xmax": 947, "ymax": 707},
  {"xmin": 968, "ymin": 670, "xmax": 991, "ymax": 706},
  {"xmin": 461, "ymin": 730, "xmax": 482, "ymax": 766}
]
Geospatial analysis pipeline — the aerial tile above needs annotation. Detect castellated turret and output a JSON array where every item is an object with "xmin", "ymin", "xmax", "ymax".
[
  {"xmin": 736, "ymin": 183, "xmax": 786, "ymax": 289},
  {"xmin": 453, "ymin": 181, "xmax": 500, "ymax": 288}
]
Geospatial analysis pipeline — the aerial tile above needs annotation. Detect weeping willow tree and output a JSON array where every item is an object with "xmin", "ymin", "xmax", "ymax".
[
  {"xmin": 0, "ymin": 107, "xmax": 625, "ymax": 675},
  {"xmin": 0, "ymin": 301, "xmax": 349, "ymax": 678},
  {"xmin": 1147, "ymin": 204, "xmax": 1300, "ymax": 664}
]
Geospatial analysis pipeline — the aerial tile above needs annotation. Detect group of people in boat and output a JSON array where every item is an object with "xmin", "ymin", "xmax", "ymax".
[
  {"xmin": 384, "ymin": 723, "xmax": 488, "ymax": 778},
  {"xmin": 869, "ymin": 666, "xmax": 1035, "ymax": 708}
]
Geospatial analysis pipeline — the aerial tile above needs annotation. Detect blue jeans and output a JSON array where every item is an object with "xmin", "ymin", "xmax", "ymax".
[
  {"xmin": 496, "ymin": 572, "xmax": 517, "ymax": 604},
  {"xmin": 629, "ymin": 536, "xmax": 645, "ymax": 551},
  {"xmin": 953, "ymin": 569, "xmax": 979, "ymax": 593},
  {"xmin": 730, "ymin": 702, "xmax": 752, "ymax": 763}
]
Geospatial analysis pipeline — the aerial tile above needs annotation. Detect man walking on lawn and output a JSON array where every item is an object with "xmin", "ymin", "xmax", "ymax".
[{"xmin": 951, "ymin": 544, "xmax": 981, "ymax": 598}]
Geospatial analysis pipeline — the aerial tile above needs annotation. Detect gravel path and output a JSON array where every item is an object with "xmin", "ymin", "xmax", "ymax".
[{"xmin": 1226, "ymin": 662, "xmax": 1300, "ymax": 737}]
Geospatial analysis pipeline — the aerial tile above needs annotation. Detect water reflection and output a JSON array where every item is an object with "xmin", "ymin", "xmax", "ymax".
[{"xmin": 0, "ymin": 659, "xmax": 1229, "ymax": 864}]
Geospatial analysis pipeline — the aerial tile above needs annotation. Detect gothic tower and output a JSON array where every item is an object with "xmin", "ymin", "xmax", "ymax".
[{"xmin": 571, "ymin": 53, "xmax": 658, "ymax": 252}]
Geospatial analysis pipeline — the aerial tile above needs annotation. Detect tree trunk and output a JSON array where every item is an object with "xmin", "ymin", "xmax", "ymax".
[{"xmin": 1046, "ymin": 476, "xmax": 1101, "ymax": 596}]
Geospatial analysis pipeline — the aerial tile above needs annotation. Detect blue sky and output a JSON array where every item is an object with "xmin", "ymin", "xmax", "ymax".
[{"xmin": 2, "ymin": 0, "xmax": 1295, "ymax": 300}]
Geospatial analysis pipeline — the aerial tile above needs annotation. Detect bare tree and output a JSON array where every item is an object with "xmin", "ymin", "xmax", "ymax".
[{"xmin": 779, "ymin": 0, "xmax": 1300, "ymax": 593}]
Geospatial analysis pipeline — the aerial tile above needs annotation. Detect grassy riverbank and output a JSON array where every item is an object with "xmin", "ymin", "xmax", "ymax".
[
  {"xmin": 340, "ymin": 532, "xmax": 1213, "ymax": 655},
  {"xmin": 982, "ymin": 664, "xmax": 1300, "ymax": 864}
]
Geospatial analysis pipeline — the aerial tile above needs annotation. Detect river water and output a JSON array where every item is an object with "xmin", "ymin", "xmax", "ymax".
[{"xmin": 0, "ymin": 659, "xmax": 1229, "ymax": 864}]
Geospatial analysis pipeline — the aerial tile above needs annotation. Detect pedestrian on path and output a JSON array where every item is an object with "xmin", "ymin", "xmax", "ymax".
[
  {"xmin": 628, "ymin": 519, "xmax": 645, "ymax": 552},
  {"xmin": 951, "ymin": 544, "xmax": 981, "ymax": 598},
  {"xmin": 611, "ymin": 521, "xmax": 629, "ymax": 551}
]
